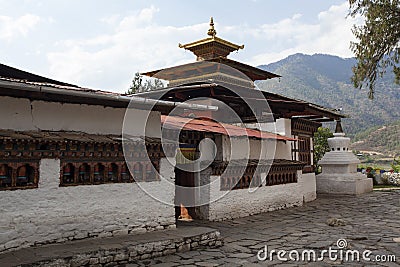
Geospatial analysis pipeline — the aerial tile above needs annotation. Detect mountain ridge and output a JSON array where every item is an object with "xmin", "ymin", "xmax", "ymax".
[
  {"xmin": 256, "ymin": 53, "xmax": 400, "ymax": 138},
  {"xmin": 350, "ymin": 120, "xmax": 400, "ymax": 157}
]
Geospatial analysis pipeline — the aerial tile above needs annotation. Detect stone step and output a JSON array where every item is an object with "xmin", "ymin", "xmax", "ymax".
[{"xmin": 0, "ymin": 226, "xmax": 223, "ymax": 267}]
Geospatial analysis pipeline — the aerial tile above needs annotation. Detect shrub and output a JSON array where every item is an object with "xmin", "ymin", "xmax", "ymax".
[{"xmin": 381, "ymin": 172, "xmax": 400, "ymax": 186}]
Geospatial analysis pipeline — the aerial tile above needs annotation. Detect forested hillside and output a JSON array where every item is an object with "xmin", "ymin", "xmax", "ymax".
[{"xmin": 257, "ymin": 53, "xmax": 400, "ymax": 136}]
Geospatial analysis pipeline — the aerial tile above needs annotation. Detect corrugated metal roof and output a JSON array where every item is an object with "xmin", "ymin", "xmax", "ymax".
[
  {"xmin": 0, "ymin": 76, "xmax": 121, "ymax": 96},
  {"xmin": 0, "ymin": 77, "xmax": 217, "ymax": 113},
  {"xmin": 0, "ymin": 63, "xmax": 79, "ymax": 87},
  {"xmin": 161, "ymin": 115, "xmax": 295, "ymax": 141}
]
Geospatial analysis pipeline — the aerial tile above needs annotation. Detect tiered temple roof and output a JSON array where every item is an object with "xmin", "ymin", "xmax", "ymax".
[
  {"xmin": 142, "ymin": 18, "xmax": 280, "ymax": 88},
  {"xmin": 139, "ymin": 18, "xmax": 345, "ymax": 123}
]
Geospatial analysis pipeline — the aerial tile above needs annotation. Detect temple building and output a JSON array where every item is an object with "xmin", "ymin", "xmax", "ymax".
[
  {"xmin": 137, "ymin": 18, "xmax": 345, "ymax": 220},
  {"xmin": 0, "ymin": 18, "xmax": 344, "ymax": 254},
  {"xmin": 0, "ymin": 62, "xmax": 212, "ymax": 253}
]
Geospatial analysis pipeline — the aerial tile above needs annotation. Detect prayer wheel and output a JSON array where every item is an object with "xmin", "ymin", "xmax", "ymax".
[
  {"xmin": 121, "ymin": 164, "xmax": 129, "ymax": 181},
  {"xmin": 94, "ymin": 164, "xmax": 100, "ymax": 175},
  {"xmin": 79, "ymin": 164, "xmax": 86, "ymax": 175},
  {"xmin": 0, "ymin": 165, "xmax": 7, "ymax": 178},
  {"xmin": 79, "ymin": 164, "xmax": 88, "ymax": 182},
  {"xmin": 145, "ymin": 163, "xmax": 153, "ymax": 180},
  {"xmin": 121, "ymin": 164, "xmax": 127, "ymax": 174},
  {"xmin": 63, "ymin": 164, "xmax": 71, "ymax": 176},
  {"xmin": 18, "ymin": 166, "xmax": 27, "ymax": 178},
  {"xmin": 108, "ymin": 165, "xmax": 114, "ymax": 175},
  {"xmin": 134, "ymin": 163, "xmax": 142, "ymax": 181},
  {"xmin": 94, "ymin": 164, "xmax": 103, "ymax": 182},
  {"xmin": 108, "ymin": 164, "xmax": 116, "ymax": 181}
]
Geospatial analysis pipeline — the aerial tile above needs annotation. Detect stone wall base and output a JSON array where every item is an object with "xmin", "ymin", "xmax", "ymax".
[
  {"xmin": 316, "ymin": 173, "xmax": 373, "ymax": 195},
  {"xmin": 2, "ymin": 227, "xmax": 222, "ymax": 267}
]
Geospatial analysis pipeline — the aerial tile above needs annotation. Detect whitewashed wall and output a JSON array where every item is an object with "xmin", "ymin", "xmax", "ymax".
[
  {"xmin": 0, "ymin": 158, "xmax": 175, "ymax": 253},
  {"xmin": 0, "ymin": 96, "xmax": 171, "ymax": 253},
  {"xmin": 258, "ymin": 118, "xmax": 291, "ymax": 136},
  {"xmin": 263, "ymin": 118, "xmax": 293, "ymax": 160},
  {"xmin": 206, "ymin": 170, "xmax": 316, "ymax": 221},
  {"xmin": 0, "ymin": 96, "xmax": 161, "ymax": 137},
  {"xmin": 221, "ymin": 136, "xmax": 282, "ymax": 161}
]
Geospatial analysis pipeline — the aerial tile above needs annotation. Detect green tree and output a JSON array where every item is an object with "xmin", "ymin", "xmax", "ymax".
[
  {"xmin": 126, "ymin": 72, "xmax": 165, "ymax": 94},
  {"xmin": 313, "ymin": 127, "xmax": 334, "ymax": 173},
  {"xmin": 392, "ymin": 156, "xmax": 400, "ymax": 172},
  {"xmin": 349, "ymin": 0, "xmax": 400, "ymax": 99}
]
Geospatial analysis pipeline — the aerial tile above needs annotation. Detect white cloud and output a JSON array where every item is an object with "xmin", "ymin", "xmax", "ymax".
[
  {"xmin": 100, "ymin": 14, "xmax": 121, "ymax": 26},
  {"xmin": 47, "ymin": 7, "xmax": 207, "ymax": 92},
  {"xmin": 0, "ymin": 14, "xmax": 41, "ymax": 41},
  {"xmin": 46, "ymin": 2, "xmax": 363, "ymax": 93},
  {"xmin": 248, "ymin": 2, "xmax": 363, "ymax": 65}
]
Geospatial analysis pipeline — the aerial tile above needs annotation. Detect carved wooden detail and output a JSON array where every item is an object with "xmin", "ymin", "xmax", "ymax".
[
  {"xmin": 0, "ymin": 132, "xmax": 165, "ymax": 190},
  {"xmin": 291, "ymin": 118, "xmax": 321, "ymax": 136},
  {"xmin": 291, "ymin": 118, "xmax": 320, "ymax": 173}
]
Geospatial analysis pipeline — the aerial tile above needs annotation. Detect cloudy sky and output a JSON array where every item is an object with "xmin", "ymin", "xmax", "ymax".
[{"xmin": 0, "ymin": 0, "xmax": 361, "ymax": 92}]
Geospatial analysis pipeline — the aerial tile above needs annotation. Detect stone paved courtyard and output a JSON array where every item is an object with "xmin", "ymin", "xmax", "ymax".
[{"xmin": 129, "ymin": 190, "xmax": 400, "ymax": 266}]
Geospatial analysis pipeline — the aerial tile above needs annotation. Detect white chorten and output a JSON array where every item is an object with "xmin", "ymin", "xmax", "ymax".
[{"xmin": 316, "ymin": 121, "xmax": 373, "ymax": 195}]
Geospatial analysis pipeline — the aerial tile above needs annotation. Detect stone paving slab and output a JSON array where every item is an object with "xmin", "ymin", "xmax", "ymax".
[
  {"xmin": 132, "ymin": 191, "xmax": 399, "ymax": 266},
  {"xmin": 0, "ymin": 226, "xmax": 222, "ymax": 267},
  {"xmin": 1, "ymin": 191, "xmax": 399, "ymax": 266}
]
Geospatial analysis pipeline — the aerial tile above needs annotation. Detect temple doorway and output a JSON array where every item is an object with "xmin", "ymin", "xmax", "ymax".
[
  {"xmin": 175, "ymin": 166, "xmax": 197, "ymax": 220},
  {"xmin": 174, "ymin": 145, "xmax": 199, "ymax": 220}
]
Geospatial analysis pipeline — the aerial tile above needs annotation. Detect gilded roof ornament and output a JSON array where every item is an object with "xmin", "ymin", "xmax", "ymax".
[
  {"xmin": 207, "ymin": 17, "xmax": 217, "ymax": 37},
  {"xmin": 178, "ymin": 17, "xmax": 244, "ymax": 59}
]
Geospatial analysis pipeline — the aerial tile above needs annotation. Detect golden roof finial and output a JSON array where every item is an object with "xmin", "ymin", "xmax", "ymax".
[{"xmin": 207, "ymin": 17, "xmax": 217, "ymax": 37}]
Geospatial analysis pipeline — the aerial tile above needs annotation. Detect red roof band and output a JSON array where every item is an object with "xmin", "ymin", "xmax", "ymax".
[{"xmin": 161, "ymin": 115, "xmax": 296, "ymax": 141}]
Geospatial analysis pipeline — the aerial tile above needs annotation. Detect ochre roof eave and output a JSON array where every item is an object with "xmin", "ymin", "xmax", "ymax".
[{"xmin": 179, "ymin": 36, "xmax": 244, "ymax": 51}]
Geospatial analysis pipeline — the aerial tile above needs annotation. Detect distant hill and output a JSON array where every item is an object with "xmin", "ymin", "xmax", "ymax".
[
  {"xmin": 350, "ymin": 120, "xmax": 400, "ymax": 157},
  {"xmin": 256, "ymin": 53, "xmax": 400, "ymax": 136}
]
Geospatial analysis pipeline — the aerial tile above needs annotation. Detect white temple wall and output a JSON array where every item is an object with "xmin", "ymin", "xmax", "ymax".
[
  {"xmin": 0, "ymin": 96, "xmax": 161, "ymax": 138},
  {"xmin": 260, "ymin": 118, "xmax": 291, "ymax": 136},
  {"xmin": 0, "ymin": 158, "xmax": 175, "ymax": 253},
  {"xmin": 247, "ymin": 119, "xmax": 294, "ymax": 160},
  {"xmin": 274, "ymin": 141, "xmax": 292, "ymax": 160},
  {"xmin": 198, "ymin": 135, "xmax": 217, "ymax": 162},
  {"xmin": 221, "ymin": 136, "xmax": 248, "ymax": 160},
  {"xmin": 298, "ymin": 172, "xmax": 317, "ymax": 202},
  {"xmin": 207, "ymin": 170, "xmax": 313, "ymax": 221},
  {"xmin": 221, "ymin": 137, "xmax": 286, "ymax": 161}
]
